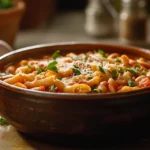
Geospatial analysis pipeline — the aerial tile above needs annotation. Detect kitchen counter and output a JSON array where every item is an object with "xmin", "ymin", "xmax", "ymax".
[
  {"xmin": 15, "ymin": 11, "xmax": 119, "ymax": 49},
  {"xmin": 15, "ymin": 11, "xmax": 150, "ymax": 49}
]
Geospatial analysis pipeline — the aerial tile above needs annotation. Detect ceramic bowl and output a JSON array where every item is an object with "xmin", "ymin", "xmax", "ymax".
[{"xmin": 0, "ymin": 43, "xmax": 150, "ymax": 139}]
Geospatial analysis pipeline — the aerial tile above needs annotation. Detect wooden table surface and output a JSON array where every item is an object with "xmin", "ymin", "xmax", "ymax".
[
  {"xmin": 1, "ymin": 124, "xmax": 150, "ymax": 150},
  {"xmin": 1, "ymin": 11, "xmax": 150, "ymax": 149}
]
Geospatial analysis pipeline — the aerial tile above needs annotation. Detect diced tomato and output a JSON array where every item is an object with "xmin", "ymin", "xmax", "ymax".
[
  {"xmin": 139, "ymin": 79, "xmax": 150, "ymax": 88},
  {"xmin": 39, "ymin": 86, "xmax": 46, "ymax": 91},
  {"xmin": 55, "ymin": 89, "xmax": 63, "ymax": 92},
  {"xmin": 117, "ymin": 86, "xmax": 123, "ymax": 92},
  {"xmin": 40, "ymin": 64, "xmax": 45, "ymax": 68}
]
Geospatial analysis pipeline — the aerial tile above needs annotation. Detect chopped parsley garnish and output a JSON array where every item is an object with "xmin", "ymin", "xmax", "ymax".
[
  {"xmin": 127, "ymin": 69, "xmax": 137, "ymax": 76},
  {"xmin": 94, "ymin": 49, "xmax": 107, "ymax": 58},
  {"xmin": 85, "ymin": 54, "xmax": 89, "ymax": 61},
  {"xmin": 0, "ymin": 117, "xmax": 8, "ymax": 125},
  {"xmin": 92, "ymin": 89, "xmax": 102, "ymax": 93},
  {"xmin": 71, "ymin": 57, "xmax": 77, "ymax": 61},
  {"xmin": 37, "ymin": 66, "xmax": 44, "ymax": 74},
  {"xmin": 87, "ymin": 71, "xmax": 92, "ymax": 74},
  {"xmin": 128, "ymin": 79, "xmax": 137, "ymax": 87},
  {"xmin": 118, "ymin": 68, "xmax": 124, "ymax": 74},
  {"xmin": 73, "ymin": 65, "xmax": 79, "ymax": 68},
  {"xmin": 93, "ymin": 89, "xmax": 98, "ymax": 93},
  {"xmin": 135, "ymin": 64, "xmax": 141, "ymax": 70},
  {"xmin": 28, "ymin": 65, "xmax": 33, "ymax": 69},
  {"xmin": 98, "ymin": 50, "xmax": 107, "ymax": 58},
  {"xmin": 73, "ymin": 65, "xmax": 81, "ymax": 76},
  {"xmin": 92, "ymin": 85, "xmax": 98, "ymax": 93},
  {"xmin": 5, "ymin": 69, "xmax": 10, "ymax": 74},
  {"xmin": 99, "ymin": 89, "xmax": 103, "ymax": 93},
  {"xmin": 111, "ymin": 70, "xmax": 117, "ymax": 78},
  {"xmin": 50, "ymin": 84, "xmax": 56, "ymax": 91},
  {"xmin": 87, "ymin": 76, "xmax": 93, "ymax": 80},
  {"xmin": 91, "ymin": 85, "xmax": 102, "ymax": 93},
  {"xmin": 116, "ymin": 57, "xmax": 121, "ymax": 63},
  {"xmin": 57, "ymin": 76, "xmax": 62, "ymax": 80},
  {"xmin": 52, "ymin": 50, "xmax": 61, "ymax": 60},
  {"xmin": 141, "ymin": 70, "xmax": 147, "ymax": 75},
  {"xmin": 47, "ymin": 61, "xmax": 58, "ymax": 72},
  {"xmin": 98, "ymin": 66, "xmax": 105, "ymax": 74}
]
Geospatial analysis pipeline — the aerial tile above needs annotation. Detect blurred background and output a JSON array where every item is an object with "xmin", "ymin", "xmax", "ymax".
[{"xmin": 0, "ymin": 0, "xmax": 150, "ymax": 49}]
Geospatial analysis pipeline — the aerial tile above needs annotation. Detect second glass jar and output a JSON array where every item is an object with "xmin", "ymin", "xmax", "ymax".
[{"xmin": 119, "ymin": 0, "xmax": 148, "ymax": 44}]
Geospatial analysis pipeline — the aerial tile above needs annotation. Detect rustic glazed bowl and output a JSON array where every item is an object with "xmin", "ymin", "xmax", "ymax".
[{"xmin": 0, "ymin": 43, "xmax": 150, "ymax": 140}]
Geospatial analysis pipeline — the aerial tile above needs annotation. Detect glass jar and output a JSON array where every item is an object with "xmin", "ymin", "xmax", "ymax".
[
  {"xmin": 84, "ymin": 0, "xmax": 118, "ymax": 37},
  {"xmin": 119, "ymin": 0, "xmax": 148, "ymax": 45}
]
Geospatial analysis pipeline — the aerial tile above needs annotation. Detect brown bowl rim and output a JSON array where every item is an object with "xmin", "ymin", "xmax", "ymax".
[{"xmin": 0, "ymin": 42, "xmax": 150, "ymax": 100}]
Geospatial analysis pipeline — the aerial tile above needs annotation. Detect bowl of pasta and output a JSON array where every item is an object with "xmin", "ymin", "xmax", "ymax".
[{"xmin": 0, "ymin": 42, "xmax": 150, "ymax": 139}]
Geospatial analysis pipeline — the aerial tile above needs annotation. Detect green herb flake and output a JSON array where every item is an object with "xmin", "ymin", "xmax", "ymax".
[
  {"xmin": 71, "ymin": 57, "xmax": 77, "ymax": 61},
  {"xmin": 93, "ymin": 89, "xmax": 98, "ymax": 93},
  {"xmin": 111, "ymin": 70, "xmax": 117, "ymax": 78},
  {"xmin": 128, "ymin": 79, "xmax": 137, "ymax": 87},
  {"xmin": 92, "ymin": 85, "xmax": 98, "ymax": 93},
  {"xmin": 85, "ymin": 54, "xmax": 89, "ymax": 61},
  {"xmin": 37, "ymin": 66, "xmax": 44, "ymax": 74},
  {"xmin": 97, "ymin": 50, "xmax": 107, "ymax": 58},
  {"xmin": 52, "ymin": 50, "xmax": 61, "ymax": 60},
  {"xmin": 99, "ymin": 89, "xmax": 103, "ymax": 93},
  {"xmin": 87, "ymin": 71, "xmax": 92, "ymax": 74},
  {"xmin": 0, "ymin": 117, "xmax": 8, "ymax": 125},
  {"xmin": 5, "ymin": 69, "xmax": 10, "ymax": 74},
  {"xmin": 95, "ymin": 89, "xmax": 103, "ymax": 93},
  {"xmin": 47, "ymin": 61, "xmax": 58, "ymax": 72},
  {"xmin": 73, "ymin": 65, "xmax": 81, "ymax": 76},
  {"xmin": 87, "ymin": 76, "xmax": 93, "ymax": 80},
  {"xmin": 73, "ymin": 65, "xmax": 79, "ymax": 68},
  {"xmin": 57, "ymin": 76, "xmax": 62, "ymax": 80},
  {"xmin": 28, "ymin": 65, "xmax": 33, "ymax": 69},
  {"xmin": 118, "ymin": 68, "xmax": 124, "ymax": 74},
  {"xmin": 50, "ymin": 84, "xmax": 56, "ymax": 91},
  {"xmin": 141, "ymin": 70, "xmax": 147, "ymax": 75},
  {"xmin": 116, "ymin": 57, "xmax": 121, "ymax": 63},
  {"xmin": 98, "ymin": 66, "xmax": 105, "ymax": 74},
  {"xmin": 127, "ymin": 69, "xmax": 137, "ymax": 76},
  {"xmin": 135, "ymin": 64, "xmax": 141, "ymax": 71}
]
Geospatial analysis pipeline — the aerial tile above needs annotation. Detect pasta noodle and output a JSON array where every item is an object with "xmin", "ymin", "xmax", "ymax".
[{"xmin": 0, "ymin": 49, "xmax": 150, "ymax": 93}]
